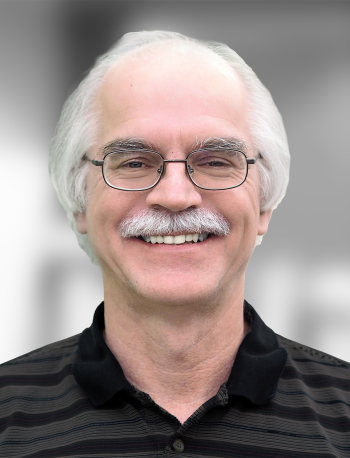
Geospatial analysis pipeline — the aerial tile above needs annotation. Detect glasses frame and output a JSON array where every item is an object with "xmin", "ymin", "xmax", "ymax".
[{"xmin": 85, "ymin": 149, "xmax": 260, "ymax": 191}]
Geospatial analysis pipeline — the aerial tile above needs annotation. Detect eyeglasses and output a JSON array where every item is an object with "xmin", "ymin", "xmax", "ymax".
[{"xmin": 84, "ymin": 148, "xmax": 260, "ymax": 191}]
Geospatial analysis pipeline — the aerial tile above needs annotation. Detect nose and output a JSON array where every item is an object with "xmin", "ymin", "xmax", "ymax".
[{"xmin": 146, "ymin": 161, "xmax": 202, "ymax": 211}]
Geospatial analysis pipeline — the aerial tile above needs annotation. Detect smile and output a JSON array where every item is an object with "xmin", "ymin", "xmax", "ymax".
[{"xmin": 140, "ymin": 233, "xmax": 210, "ymax": 245}]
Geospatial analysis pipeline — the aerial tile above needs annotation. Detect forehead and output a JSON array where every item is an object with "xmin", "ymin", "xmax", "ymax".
[{"xmin": 95, "ymin": 45, "xmax": 252, "ymax": 153}]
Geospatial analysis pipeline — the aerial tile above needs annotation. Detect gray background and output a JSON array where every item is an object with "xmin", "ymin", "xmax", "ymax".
[{"xmin": 0, "ymin": 0, "xmax": 349, "ymax": 363}]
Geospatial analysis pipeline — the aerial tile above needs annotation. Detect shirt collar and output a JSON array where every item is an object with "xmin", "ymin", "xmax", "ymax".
[
  {"xmin": 72, "ymin": 301, "xmax": 287, "ymax": 406},
  {"xmin": 226, "ymin": 303, "xmax": 287, "ymax": 404}
]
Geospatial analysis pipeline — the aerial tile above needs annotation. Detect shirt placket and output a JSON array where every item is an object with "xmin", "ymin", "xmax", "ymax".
[{"xmin": 134, "ymin": 385, "xmax": 229, "ymax": 457}]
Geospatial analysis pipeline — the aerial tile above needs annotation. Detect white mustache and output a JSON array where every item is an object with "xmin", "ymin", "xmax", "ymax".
[{"xmin": 119, "ymin": 208, "xmax": 230, "ymax": 238}]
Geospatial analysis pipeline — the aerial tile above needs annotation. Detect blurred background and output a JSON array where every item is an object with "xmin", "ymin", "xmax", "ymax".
[{"xmin": 0, "ymin": 0, "xmax": 349, "ymax": 364}]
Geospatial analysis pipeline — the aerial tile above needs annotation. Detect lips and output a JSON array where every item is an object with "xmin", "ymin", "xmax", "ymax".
[{"xmin": 140, "ymin": 233, "xmax": 210, "ymax": 245}]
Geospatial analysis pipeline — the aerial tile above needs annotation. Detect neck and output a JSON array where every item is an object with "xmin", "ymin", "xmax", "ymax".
[{"xmin": 103, "ymin": 285, "xmax": 249, "ymax": 424}]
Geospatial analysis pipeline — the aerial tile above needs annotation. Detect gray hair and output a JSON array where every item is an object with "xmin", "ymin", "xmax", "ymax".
[{"xmin": 49, "ymin": 30, "xmax": 290, "ymax": 263}]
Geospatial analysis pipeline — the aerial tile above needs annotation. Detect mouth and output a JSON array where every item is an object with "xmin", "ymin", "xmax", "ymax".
[{"xmin": 138, "ymin": 232, "xmax": 211, "ymax": 245}]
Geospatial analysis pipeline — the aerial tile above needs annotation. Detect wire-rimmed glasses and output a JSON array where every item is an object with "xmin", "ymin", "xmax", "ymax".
[{"xmin": 84, "ymin": 148, "xmax": 260, "ymax": 191}]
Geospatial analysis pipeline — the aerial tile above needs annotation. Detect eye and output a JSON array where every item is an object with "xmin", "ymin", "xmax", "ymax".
[
  {"xmin": 124, "ymin": 161, "xmax": 144, "ymax": 168},
  {"xmin": 196, "ymin": 156, "xmax": 232, "ymax": 168},
  {"xmin": 190, "ymin": 149, "xmax": 246, "ymax": 171},
  {"xmin": 206, "ymin": 159, "xmax": 228, "ymax": 167},
  {"xmin": 118, "ymin": 155, "xmax": 157, "ymax": 170}
]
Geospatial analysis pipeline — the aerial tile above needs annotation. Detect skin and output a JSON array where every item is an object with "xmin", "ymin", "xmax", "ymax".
[{"xmin": 75, "ymin": 49, "xmax": 272, "ymax": 423}]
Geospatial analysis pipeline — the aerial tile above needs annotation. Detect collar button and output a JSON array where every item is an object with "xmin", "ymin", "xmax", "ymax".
[{"xmin": 172, "ymin": 438, "xmax": 185, "ymax": 452}]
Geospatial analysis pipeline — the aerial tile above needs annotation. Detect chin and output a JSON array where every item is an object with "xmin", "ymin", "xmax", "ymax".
[{"xmin": 131, "ymin": 275, "xmax": 222, "ymax": 308}]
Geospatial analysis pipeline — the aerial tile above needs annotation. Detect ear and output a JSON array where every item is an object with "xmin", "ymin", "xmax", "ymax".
[
  {"xmin": 74, "ymin": 212, "xmax": 88, "ymax": 234},
  {"xmin": 258, "ymin": 209, "xmax": 272, "ymax": 236}
]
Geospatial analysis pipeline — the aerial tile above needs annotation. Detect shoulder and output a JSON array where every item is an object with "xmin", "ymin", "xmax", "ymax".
[
  {"xmin": 276, "ymin": 334, "xmax": 350, "ymax": 399},
  {"xmin": 0, "ymin": 334, "xmax": 92, "ymax": 452},
  {"xmin": 0, "ymin": 333, "xmax": 80, "ymax": 373},
  {"xmin": 277, "ymin": 334, "xmax": 350, "ymax": 371},
  {"xmin": 0, "ymin": 334, "xmax": 81, "ymax": 401}
]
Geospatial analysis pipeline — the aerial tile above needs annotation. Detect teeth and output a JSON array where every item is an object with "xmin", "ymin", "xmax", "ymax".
[
  {"xmin": 141, "ymin": 233, "xmax": 209, "ymax": 245},
  {"xmin": 174, "ymin": 235, "xmax": 186, "ymax": 244}
]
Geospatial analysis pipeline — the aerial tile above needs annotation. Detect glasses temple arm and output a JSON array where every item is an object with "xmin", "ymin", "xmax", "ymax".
[
  {"xmin": 82, "ymin": 154, "xmax": 103, "ymax": 167},
  {"xmin": 247, "ymin": 152, "xmax": 263, "ymax": 165},
  {"xmin": 92, "ymin": 159, "xmax": 103, "ymax": 166}
]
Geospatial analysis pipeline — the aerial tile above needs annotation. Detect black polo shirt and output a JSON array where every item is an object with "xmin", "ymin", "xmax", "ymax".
[{"xmin": 1, "ymin": 301, "xmax": 349, "ymax": 457}]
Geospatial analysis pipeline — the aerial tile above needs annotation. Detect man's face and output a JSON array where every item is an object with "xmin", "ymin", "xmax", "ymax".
[{"xmin": 76, "ymin": 51, "xmax": 272, "ymax": 307}]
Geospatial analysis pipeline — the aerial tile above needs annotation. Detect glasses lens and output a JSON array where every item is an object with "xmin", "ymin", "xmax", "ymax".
[
  {"xmin": 103, "ymin": 151, "xmax": 163, "ymax": 190},
  {"xmin": 188, "ymin": 149, "xmax": 248, "ymax": 189}
]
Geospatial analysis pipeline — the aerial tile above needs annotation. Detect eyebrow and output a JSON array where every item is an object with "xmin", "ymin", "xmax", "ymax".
[
  {"xmin": 99, "ymin": 136, "xmax": 249, "ymax": 155},
  {"xmin": 195, "ymin": 137, "xmax": 249, "ymax": 153},
  {"xmin": 100, "ymin": 138, "xmax": 155, "ymax": 154}
]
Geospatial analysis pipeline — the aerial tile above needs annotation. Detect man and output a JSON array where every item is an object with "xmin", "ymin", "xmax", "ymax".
[{"xmin": 0, "ymin": 31, "xmax": 349, "ymax": 457}]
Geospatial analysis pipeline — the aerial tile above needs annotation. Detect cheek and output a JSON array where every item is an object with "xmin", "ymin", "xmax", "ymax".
[
  {"xmin": 86, "ymin": 186, "xmax": 147, "ymax": 238},
  {"xmin": 218, "ymin": 186, "xmax": 262, "ymax": 257},
  {"xmin": 219, "ymin": 183, "xmax": 260, "ymax": 222}
]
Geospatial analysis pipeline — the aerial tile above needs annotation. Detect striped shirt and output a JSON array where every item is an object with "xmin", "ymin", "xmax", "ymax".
[{"xmin": 1, "ymin": 301, "xmax": 349, "ymax": 457}]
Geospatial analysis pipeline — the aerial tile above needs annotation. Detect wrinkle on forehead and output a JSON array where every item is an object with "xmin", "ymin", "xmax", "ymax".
[
  {"xmin": 94, "ymin": 46, "xmax": 252, "ymax": 157},
  {"xmin": 98, "ymin": 44, "xmax": 246, "ymax": 112}
]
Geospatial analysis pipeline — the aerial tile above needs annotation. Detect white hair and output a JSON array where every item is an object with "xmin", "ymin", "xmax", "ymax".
[{"xmin": 49, "ymin": 30, "xmax": 290, "ymax": 263}]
